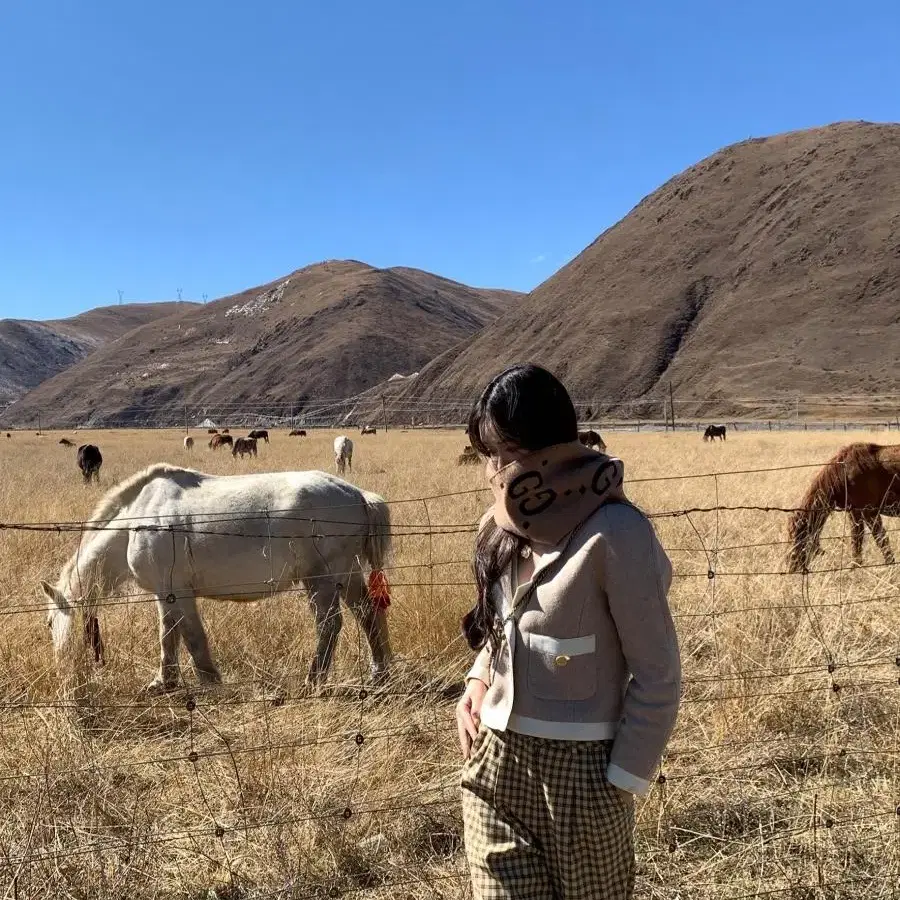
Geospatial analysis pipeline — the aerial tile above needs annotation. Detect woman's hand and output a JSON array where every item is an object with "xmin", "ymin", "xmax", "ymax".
[{"xmin": 456, "ymin": 678, "xmax": 488, "ymax": 758}]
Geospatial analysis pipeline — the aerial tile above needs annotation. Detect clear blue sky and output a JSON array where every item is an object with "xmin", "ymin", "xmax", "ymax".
[{"xmin": 1, "ymin": 1, "xmax": 898, "ymax": 320}]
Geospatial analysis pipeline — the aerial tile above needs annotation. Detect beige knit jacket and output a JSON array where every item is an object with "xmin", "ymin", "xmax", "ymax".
[{"xmin": 467, "ymin": 501, "xmax": 681, "ymax": 796}]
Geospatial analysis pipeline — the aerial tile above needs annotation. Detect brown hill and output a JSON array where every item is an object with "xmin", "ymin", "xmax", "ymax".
[
  {"xmin": 400, "ymin": 121, "xmax": 900, "ymax": 417},
  {"xmin": 0, "ymin": 302, "xmax": 194, "ymax": 408},
  {"xmin": 4, "ymin": 261, "xmax": 518, "ymax": 427}
]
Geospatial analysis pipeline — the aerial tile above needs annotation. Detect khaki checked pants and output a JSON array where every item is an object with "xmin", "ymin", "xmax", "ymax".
[{"xmin": 461, "ymin": 727, "xmax": 635, "ymax": 899}]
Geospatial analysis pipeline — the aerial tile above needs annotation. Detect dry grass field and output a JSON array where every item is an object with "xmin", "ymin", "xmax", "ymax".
[{"xmin": 0, "ymin": 427, "xmax": 897, "ymax": 899}]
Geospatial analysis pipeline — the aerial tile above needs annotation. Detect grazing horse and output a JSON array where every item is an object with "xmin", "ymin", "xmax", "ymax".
[
  {"xmin": 578, "ymin": 429, "xmax": 607, "ymax": 452},
  {"xmin": 360, "ymin": 425, "xmax": 377, "ymax": 435},
  {"xmin": 703, "ymin": 425, "xmax": 727, "ymax": 442},
  {"xmin": 221, "ymin": 429, "xmax": 230, "ymax": 435},
  {"xmin": 457, "ymin": 445, "xmax": 480, "ymax": 466},
  {"xmin": 232, "ymin": 437, "xmax": 258, "ymax": 459},
  {"xmin": 41, "ymin": 464, "xmax": 393, "ymax": 692},
  {"xmin": 77, "ymin": 445, "xmax": 102, "ymax": 483},
  {"xmin": 289, "ymin": 429, "xmax": 307, "ymax": 437},
  {"xmin": 207, "ymin": 429, "xmax": 218, "ymax": 435},
  {"xmin": 788, "ymin": 443, "xmax": 900, "ymax": 573},
  {"xmin": 183, "ymin": 436, "xmax": 194, "ymax": 451},
  {"xmin": 209, "ymin": 434, "xmax": 233, "ymax": 450},
  {"xmin": 334, "ymin": 436, "xmax": 353, "ymax": 475},
  {"xmin": 248, "ymin": 429, "xmax": 269, "ymax": 444},
  {"xmin": 59, "ymin": 438, "xmax": 75, "ymax": 448}
]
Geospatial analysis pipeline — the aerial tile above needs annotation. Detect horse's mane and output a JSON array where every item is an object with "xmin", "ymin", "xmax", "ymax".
[{"xmin": 86, "ymin": 463, "xmax": 203, "ymax": 527}]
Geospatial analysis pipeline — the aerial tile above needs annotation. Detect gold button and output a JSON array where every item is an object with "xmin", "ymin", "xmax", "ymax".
[{"xmin": 555, "ymin": 654, "xmax": 571, "ymax": 667}]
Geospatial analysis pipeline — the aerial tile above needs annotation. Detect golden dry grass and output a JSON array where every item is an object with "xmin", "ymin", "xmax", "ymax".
[{"xmin": 0, "ymin": 427, "xmax": 897, "ymax": 899}]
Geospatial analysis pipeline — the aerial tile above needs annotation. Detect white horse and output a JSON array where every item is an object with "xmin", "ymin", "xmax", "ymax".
[
  {"xmin": 183, "ymin": 436, "xmax": 194, "ymax": 451},
  {"xmin": 41, "ymin": 464, "xmax": 392, "ymax": 693},
  {"xmin": 334, "ymin": 436, "xmax": 353, "ymax": 475}
]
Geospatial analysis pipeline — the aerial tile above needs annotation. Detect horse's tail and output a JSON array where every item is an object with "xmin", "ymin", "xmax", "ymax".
[{"xmin": 361, "ymin": 490, "xmax": 391, "ymax": 571}]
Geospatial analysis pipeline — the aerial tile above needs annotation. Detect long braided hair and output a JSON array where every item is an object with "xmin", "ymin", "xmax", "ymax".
[{"xmin": 462, "ymin": 364, "xmax": 578, "ymax": 652}]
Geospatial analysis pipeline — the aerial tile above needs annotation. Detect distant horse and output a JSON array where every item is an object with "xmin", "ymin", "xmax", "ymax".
[
  {"xmin": 704, "ymin": 425, "xmax": 727, "ymax": 442},
  {"xmin": 40, "ymin": 464, "xmax": 393, "ymax": 692},
  {"xmin": 361, "ymin": 425, "xmax": 377, "ymax": 435},
  {"xmin": 207, "ymin": 429, "xmax": 218, "ymax": 435},
  {"xmin": 289, "ymin": 429, "xmax": 307, "ymax": 437},
  {"xmin": 334, "ymin": 436, "xmax": 353, "ymax": 475},
  {"xmin": 788, "ymin": 443, "xmax": 900, "ymax": 573},
  {"xmin": 248, "ymin": 429, "xmax": 269, "ymax": 444},
  {"xmin": 6, "ymin": 433, "xmax": 11, "ymax": 439},
  {"xmin": 209, "ymin": 434, "xmax": 233, "ymax": 450},
  {"xmin": 59, "ymin": 438, "xmax": 75, "ymax": 448},
  {"xmin": 221, "ymin": 429, "xmax": 230, "ymax": 435},
  {"xmin": 77, "ymin": 445, "xmax": 102, "ymax": 484},
  {"xmin": 232, "ymin": 437, "xmax": 258, "ymax": 459},
  {"xmin": 457, "ymin": 445, "xmax": 480, "ymax": 466},
  {"xmin": 183, "ymin": 436, "xmax": 194, "ymax": 451},
  {"xmin": 578, "ymin": 429, "xmax": 607, "ymax": 452}
]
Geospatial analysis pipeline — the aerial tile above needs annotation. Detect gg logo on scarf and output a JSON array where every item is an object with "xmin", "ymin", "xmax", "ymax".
[
  {"xmin": 591, "ymin": 459, "xmax": 623, "ymax": 497},
  {"xmin": 508, "ymin": 471, "xmax": 557, "ymax": 522}
]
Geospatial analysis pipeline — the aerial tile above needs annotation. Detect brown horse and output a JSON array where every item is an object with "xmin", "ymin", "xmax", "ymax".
[
  {"xmin": 788, "ymin": 443, "xmax": 900, "ymax": 573},
  {"xmin": 289, "ymin": 429, "xmax": 307, "ymax": 437},
  {"xmin": 457, "ymin": 445, "xmax": 480, "ymax": 466},
  {"xmin": 209, "ymin": 434, "xmax": 233, "ymax": 450},
  {"xmin": 232, "ymin": 436, "xmax": 258, "ymax": 458},
  {"xmin": 77, "ymin": 444, "xmax": 103, "ymax": 484},
  {"xmin": 578, "ymin": 429, "xmax": 607, "ymax": 452}
]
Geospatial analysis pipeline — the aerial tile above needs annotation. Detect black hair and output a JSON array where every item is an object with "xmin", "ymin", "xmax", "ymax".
[{"xmin": 462, "ymin": 364, "xmax": 578, "ymax": 651}]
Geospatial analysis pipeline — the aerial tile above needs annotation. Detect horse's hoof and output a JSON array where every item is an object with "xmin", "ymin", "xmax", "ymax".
[{"xmin": 144, "ymin": 679, "xmax": 177, "ymax": 696}]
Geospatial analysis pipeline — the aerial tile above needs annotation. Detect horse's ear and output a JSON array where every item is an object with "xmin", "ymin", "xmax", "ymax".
[{"xmin": 40, "ymin": 581, "xmax": 69, "ymax": 609}]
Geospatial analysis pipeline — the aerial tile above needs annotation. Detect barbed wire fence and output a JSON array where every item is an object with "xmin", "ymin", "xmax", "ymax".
[
  {"xmin": 4, "ymin": 391, "xmax": 900, "ymax": 433},
  {"xmin": 0, "ymin": 461, "xmax": 897, "ymax": 898}
]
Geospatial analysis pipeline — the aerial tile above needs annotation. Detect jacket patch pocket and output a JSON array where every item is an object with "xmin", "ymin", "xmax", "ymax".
[{"xmin": 526, "ymin": 633, "xmax": 597, "ymax": 701}]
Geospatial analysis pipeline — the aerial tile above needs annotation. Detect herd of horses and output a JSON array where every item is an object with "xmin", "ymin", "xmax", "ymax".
[
  {"xmin": 4, "ymin": 422, "xmax": 897, "ymax": 693},
  {"xmin": 52, "ymin": 427, "xmax": 375, "ymax": 487}
]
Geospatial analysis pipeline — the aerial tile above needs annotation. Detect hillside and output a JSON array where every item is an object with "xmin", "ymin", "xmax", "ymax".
[
  {"xmin": 0, "ymin": 302, "xmax": 194, "ymax": 407},
  {"xmin": 400, "ymin": 121, "xmax": 900, "ymax": 416},
  {"xmin": 3, "ymin": 261, "xmax": 518, "ymax": 427}
]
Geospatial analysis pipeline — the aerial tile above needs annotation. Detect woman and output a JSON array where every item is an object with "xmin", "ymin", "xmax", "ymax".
[{"xmin": 457, "ymin": 364, "xmax": 681, "ymax": 899}]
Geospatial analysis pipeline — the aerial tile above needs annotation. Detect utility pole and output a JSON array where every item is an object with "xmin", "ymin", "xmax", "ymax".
[
  {"xmin": 381, "ymin": 395, "xmax": 388, "ymax": 433},
  {"xmin": 177, "ymin": 288, "xmax": 183, "ymax": 301},
  {"xmin": 202, "ymin": 293, "xmax": 208, "ymax": 304},
  {"xmin": 184, "ymin": 404, "xmax": 188, "ymax": 435},
  {"xmin": 290, "ymin": 403, "xmax": 294, "ymax": 430},
  {"xmin": 669, "ymin": 382, "xmax": 676, "ymax": 432},
  {"xmin": 37, "ymin": 410, "xmax": 42, "ymax": 435},
  {"xmin": 117, "ymin": 289, "xmax": 124, "ymax": 306}
]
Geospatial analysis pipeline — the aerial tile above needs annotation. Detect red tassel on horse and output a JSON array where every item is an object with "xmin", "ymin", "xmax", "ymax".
[{"xmin": 367, "ymin": 570, "xmax": 391, "ymax": 611}]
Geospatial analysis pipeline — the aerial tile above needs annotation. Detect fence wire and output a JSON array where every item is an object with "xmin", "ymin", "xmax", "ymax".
[{"xmin": 0, "ymin": 460, "xmax": 897, "ymax": 898}]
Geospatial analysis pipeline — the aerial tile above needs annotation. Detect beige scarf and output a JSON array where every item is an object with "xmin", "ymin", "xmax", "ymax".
[{"xmin": 489, "ymin": 441, "xmax": 626, "ymax": 546}]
